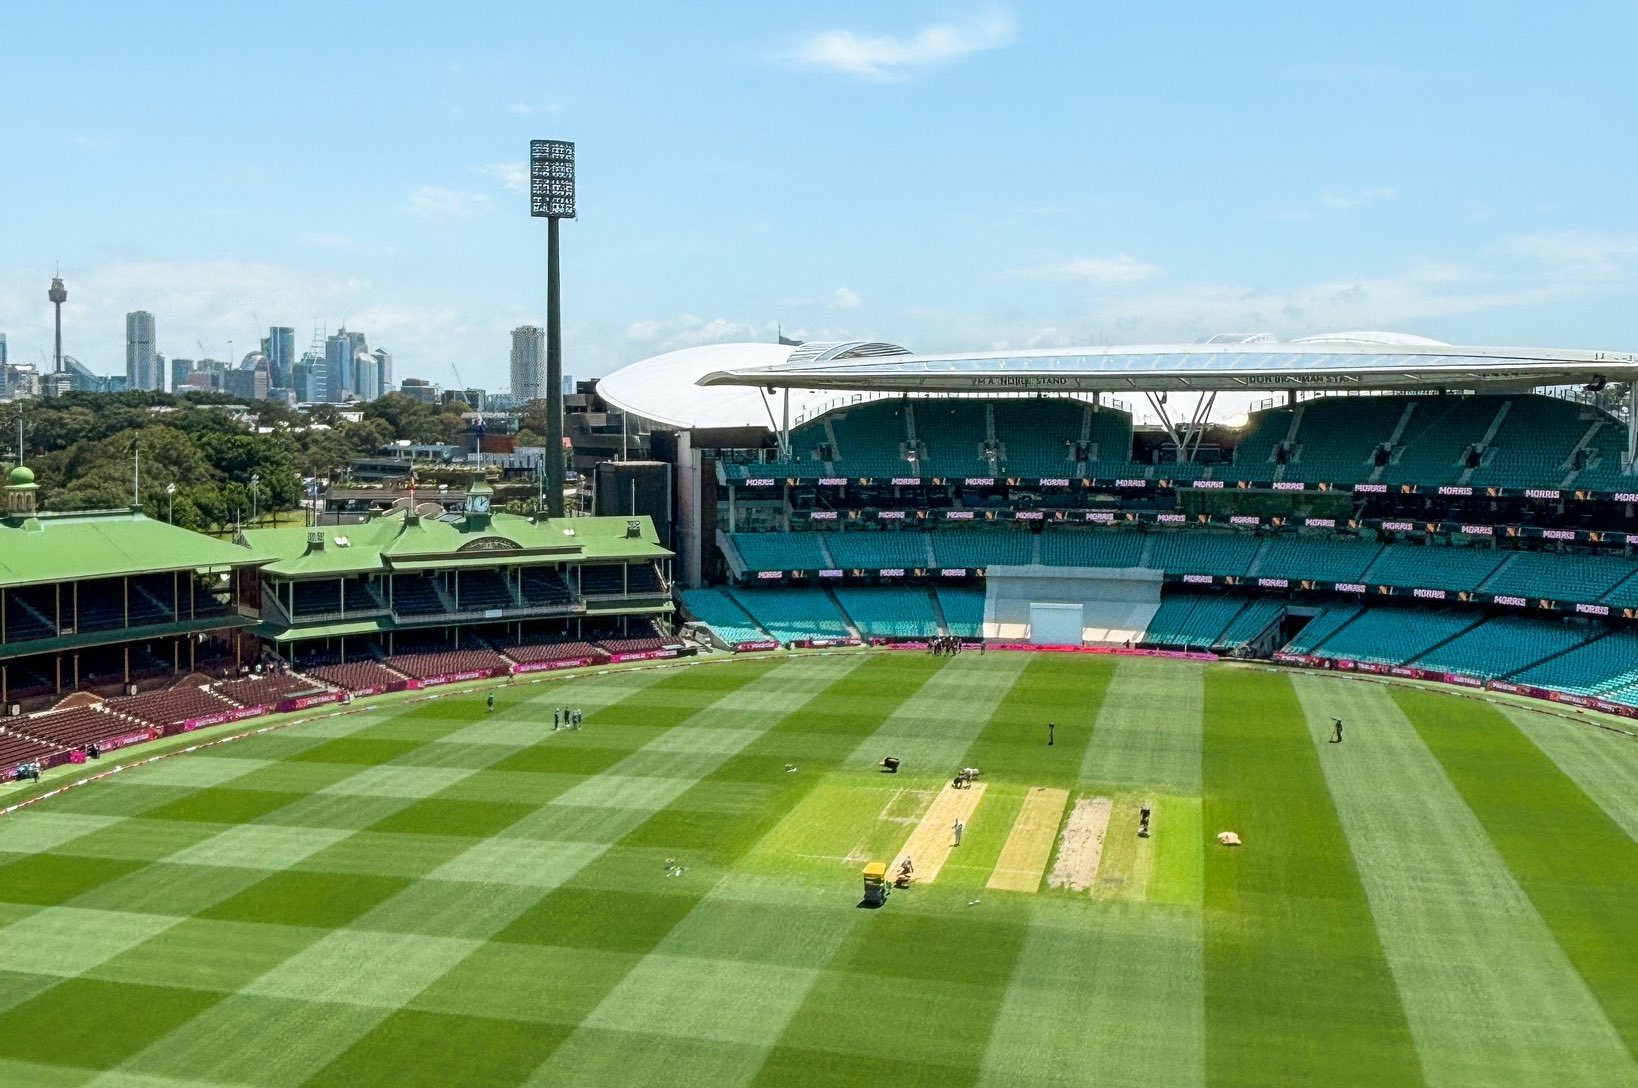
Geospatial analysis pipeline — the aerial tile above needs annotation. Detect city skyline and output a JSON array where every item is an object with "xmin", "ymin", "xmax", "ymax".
[{"xmin": 2, "ymin": 4, "xmax": 1636, "ymax": 420}]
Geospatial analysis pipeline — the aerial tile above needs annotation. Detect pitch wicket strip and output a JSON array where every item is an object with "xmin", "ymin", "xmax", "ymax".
[
  {"xmin": 891, "ymin": 780, "xmax": 988, "ymax": 885},
  {"xmin": 986, "ymin": 786, "xmax": 1070, "ymax": 893}
]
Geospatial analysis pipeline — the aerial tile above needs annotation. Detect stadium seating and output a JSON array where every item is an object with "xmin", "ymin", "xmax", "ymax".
[
  {"xmin": 727, "ymin": 588, "xmax": 852, "ymax": 643},
  {"xmin": 308, "ymin": 660, "xmax": 405, "ymax": 691},
  {"xmin": 1512, "ymin": 629, "xmax": 1638, "ymax": 696},
  {"xmin": 2, "ymin": 593, "xmax": 54, "ymax": 641},
  {"xmin": 1142, "ymin": 593, "xmax": 1247, "ymax": 649},
  {"xmin": 992, "ymin": 400, "xmax": 1093, "ymax": 476},
  {"xmin": 293, "ymin": 580, "xmax": 342, "ymax": 616},
  {"xmin": 109, "ymin": 684, "xmax": 238, "ymax": 728},
  {"xmin": 1147, "ymin": 532, "xmax": 1261, "ymax": 578},
  {"xmin": 1363, "ymin": 543, "xmax": 1507, "ymax": 592},
  {"xmin": 213, "ymin": 672, "xmax": 322, "ymax": 709},
  {"xmin": 930, "ymin": 529, "xmax": 1034, "ymax": 569},
  {"xmin": 1465, "ymin": 396, "xmax": 1582, "ymax": 488},
  {"xmin": 1215, "ymin": 599, "xmax": 1285, "ymax": 649},
  {"xmin": 824, "ymin": 401, "xmax": 912, "ymax": 477},
  {"xmin": 1477, "ymin": 550, "xmax": 1635, "ymax": 603},
  {"xmin": 596, "ymin": 636, "xmax": 676, "ymax": 655},
  {"xmin": 834, "ymin": 585, "xmax": 940, "ymax": 639},
  {"xmin": 1281, "ymin": 604, "xmax": 1363, "ymax": 654},
  {"xmin": 626, "ymin": 564, "xmax": 666, "ymax": 594},
  {"xmin": 1280, "ymin": 397, "xmax": 1409, "ymax": 483},
  {"xmin": 1410, "ymin": 617, "xmax": 1591, "ymax": 679},
  {"xmin": 680, "ymin": 588, "xmax": 769, "ymax": 646},
  {"xmin": 389, "ymin": 575, "xmax": 447, "ymax": 616},
  {"xmin": 1378, "ymin": 396, "xmax": 1496, "ymax": 487},
  {"xmin": 577, "ymin": 566, "xmax": 629, "ymax": 596},
  {"xmin": 501, "ymin": 640, "xmax": 605, "ymax": 665},
  {"xmin": 1252, "ymin": 535, "xmax": 1383, "ymax": 583},
  {"xmin": 0, "ymin": 730, "xmax": 61, "ymax": 769},
  {"xmin": 451, "ymin": 570, "xmax": 515, "ymax": 611},
  {"xmin": 15, "ymin": 706, "xmax": 141, "ymax": 750},
  {"xmin": 822, "ymin": 531, "xmax": 932, "ymax": 570},
  {"xmin": 520, "ymin": 569, "xmax": 574, "ymax": 606},
  {"xmin": 936, "ymin": 586, "xmax": 986, "ymax": 638},
  {"xmin": 1302, "ymin": 607, "xmax": 1479, "ymax": 665},
  {"xmin": 1039, "ymin": 529, "xmax": 1146, "ymax": 568},
  {"xmin": 386, "ymin": 648, "xmax": 508, "ymax": 680},
  {"xmin": 729, "ymin": 532, "xmax": 829, "ymax": 572},
  {"xmin": 912, "ymin": 400, "xmax": 991, "ymax": 477}
]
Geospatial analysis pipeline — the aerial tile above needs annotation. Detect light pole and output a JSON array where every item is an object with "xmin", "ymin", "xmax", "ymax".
[
  {"xmin": 530, "ymin": 139, "xmax": 575, "ymax": 518},
  {"xmin": 250, "ymin": 473, "xmax": 260, "ymax": 525},
  {"xmin": 166, "ymin": 483, "xmax": 176, "ymax": 524}
]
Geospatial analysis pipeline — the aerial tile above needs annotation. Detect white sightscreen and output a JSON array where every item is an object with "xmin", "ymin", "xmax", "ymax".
[{"xmin": 1029, "ymin": 602, "xmax": 1083, "ymax": 646}]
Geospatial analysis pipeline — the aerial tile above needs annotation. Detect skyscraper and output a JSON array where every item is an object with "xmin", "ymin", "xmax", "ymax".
[
  {"xmin": 324, "ymin": 328, "xmax": 367, "ymax": 402},
  {"xmin": 126, "ymin": 311, "xmax": 160, "ymax": 391},
  {"xmin": 511, "ymin": 325, "xmax": 546, "ymax": 401},
  {"xmin": 266, "ymin": 327, "xmax": 295, "ymax": 389},
  {"xmin": 371, "ymin": 349, "xmax": 392, "ymax": 396},
  {"xmin": 170, "ymin": 358, "xmax": 195, "ymax": 391},
  {"xmin": 0, "ymin": 332, "xmax": 7, "ymax": 369}
]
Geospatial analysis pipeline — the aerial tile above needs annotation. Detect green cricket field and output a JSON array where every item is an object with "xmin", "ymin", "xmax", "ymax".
[{"xmin": 0, "ymin": 651, "xmax": 1633, "ymax": 1087}]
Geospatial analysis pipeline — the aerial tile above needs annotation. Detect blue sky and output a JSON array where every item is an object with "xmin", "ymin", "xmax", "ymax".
[{"xmin": 3, "ymin": 1, "xmax": 1636, "ymax": 411}]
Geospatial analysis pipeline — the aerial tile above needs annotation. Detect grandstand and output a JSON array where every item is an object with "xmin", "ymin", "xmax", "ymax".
[
  {"xmin": 242, "ymin": 475, "xmax": 674, "ymax": 662},
  {"xmin": 0, "ymin": 466, "xmax": 267, "ymax": 711}
]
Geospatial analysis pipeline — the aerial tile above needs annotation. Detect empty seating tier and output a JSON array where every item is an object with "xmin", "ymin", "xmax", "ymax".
[
  {"xmin": 1253, "ymin": 536, "xmax": 1382, "ymax": 583},
  {"xmin": 936, "ymin": 586, "xmax": 986, "ymax": 638},
  {"xmin": 728, "ymin": 588, "xmax": 851, "ymax": 643},
  {"xmin": 386, "ymin": 649, "xmax": 508, "ymax": 680},
  {"xmin": 1410, "ymin": 617, "xmax": 1591, "ymax": 679},
  {"xmin": 308, "ymin": 660, "xmax": 406, "ymax": 692},
  {"xmin": 1282, "ymin": 605, "xmax": 1363, "ymax": 654},
  {"xmin": 451, "ymin": 570, "xmax": 514, "ymax": 611},
  {"xmin": 1039, "ymin": 530, "xmax": 1145, "ymax": 568},
  {"xmin": 681, "ymin": 588, "xmax": 769, "ymax": 646},
  {"xmin": 1300, "ymin": 607, "xmax": 1479, "ymax": 666},
  {"xmin": 834, "ymin": 586, "xmax": 940, "ymax": 639},
  {"xmin": 930, "ymin": 530, "xmax": 1033, "ymax": 569},
  {"xmin": 1512, "ymin": 630, "xmax": 1638, "ymax": 696},
  {"xmin": 109, "ymin": 685, "xmax": 237, "ymax": 728},
  {"xmin": 729, "ymin": 533, "xmax": 828, "ymax": 572},
  {"xmin": 823, "ymin": 531, "xmax": 931, "ymax": 570},
  {"xmin": 1478, "ymin": 551, "xmax": 1634, "ymax": 603},
  {"xmin": 1363, "ymin": 545, "xmax": 1507, "ymax": 592}
]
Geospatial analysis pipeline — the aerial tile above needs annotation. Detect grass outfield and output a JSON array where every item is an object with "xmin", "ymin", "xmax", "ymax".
[{"xmin": 0, "ymin": 652, "xmax": 1634, "ymax": 1087}]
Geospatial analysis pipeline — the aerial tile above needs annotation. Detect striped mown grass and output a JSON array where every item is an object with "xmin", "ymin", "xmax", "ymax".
[{"xmin": 0, "ymin": 653, "xmax": 1630, "ymax": 1087}]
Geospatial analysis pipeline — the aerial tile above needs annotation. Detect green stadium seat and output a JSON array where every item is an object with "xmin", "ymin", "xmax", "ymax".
[
  {"xmin": 931, "ymin": 529, "xmax": 1034, "ymax": 568},
  {"xmin": 729, "ymin": 533, "xmax": 828, "ymax": 572},
  {"xmin": 680, "ymin": 588, "xmax": 769, "ymax": 645},
  {"xmin": 1148, "ymin": 532, "xmax": 1260, "ymax": 578},
  {"xmin": 1478, "ymin": 550, "xmax": 1637, "ymax": 604},
  {"xmin": 1215, "ymin": 599, "xmax": 1285, "ymax": 649},
  {"xmin": 822, "ymin": 531, "xmax": 932, "ymax": 570},
  {"xmin": 1281, "ymin": 604, "xmax": 1364, "ymax": 654},
  {"xmin": 1039, "ymin": 529, "xmax": 1146, "ymax": 568},
  {"xmin": 1303, "ymin": 607, "xmax": 1479, "ymax": 665},
  {"xmin": 1363, "ymin": 543, "xmax": 1507, "ymax": 592},
  {"xmin": 1253, "ymin": 535, "xmax": 1383, "ymax": 583},
  {"xmin": 1512, "ymin": 629, "xmax": 1638, "ymax": 696}
]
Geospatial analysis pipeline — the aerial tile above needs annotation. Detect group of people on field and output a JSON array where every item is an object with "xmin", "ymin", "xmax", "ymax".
[{"xmin": 929, "ymin": 637, "xmax": 979, "ymax": 656}]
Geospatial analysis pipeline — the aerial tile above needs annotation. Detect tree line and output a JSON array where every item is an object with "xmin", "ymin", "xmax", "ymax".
[{"xmin": 4, "ymin": 391, "xmax": 474, "ymax": 533}]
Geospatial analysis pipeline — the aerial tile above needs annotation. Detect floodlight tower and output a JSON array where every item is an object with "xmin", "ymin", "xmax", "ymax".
[
  {"xmin": 529, "ymin": 139, "xmax": 575, "ymax": 517},
  {"xmin": 48, "ymin": 275, "xmax": 67, "ymax": 373}
]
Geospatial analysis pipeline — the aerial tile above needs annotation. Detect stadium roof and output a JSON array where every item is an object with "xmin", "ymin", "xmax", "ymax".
[
  {"xmin": 597, "ymin": 342, "xmax": 908, "ymax": 432},
  {"xmin": 242, "ymin": 507, "xmax": 670, "ymax": 578},
  {"xmin": 0, "ymin": 508, "xmax": 269, "ymax": 589},
  {"xmin": 697, "ymin": 334, "xmax": 1638, "ymax": 396}
]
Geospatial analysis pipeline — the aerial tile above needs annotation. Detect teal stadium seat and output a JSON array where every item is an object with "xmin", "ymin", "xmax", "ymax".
[
  {"xmin": 1363, "ymin": 543, "xmax": 1507, "ymax": 592},
  {"xmin": 1148, "ymin": 531, "xmax": 1261, "ymax": 578},
  {"xmin": 834, "ymin": 586, "xmax": 940, "ymax": 639},
  {"xmin": 680, "ymin": 588, "xmax": 769, "ymax": 646},
  {"xmin": 822, "ymin": 531, "xmax": 932, "ymax": 571},
  {"xmin": 1142, "ymin": 593, "xmax": 1247, "ymax": 649},
  {"xmin": 1410, "ymin": 616, "xmax": 1590, "ymax": 679},
  {"xmin": 1038, "ymin": 529, "xmax": 1146, "ymax": 568},
  {"xmin": 912, "ymin": 401, "xmax": 991, "ymax": 478},
  {"xmin": 936, "ymin": 586, "xmax": 986, "ymax": 637},
  {"xmin": 1466, "ymin": 396, "xmax": 1583, "ymax": 489},
  {"xmin": 1215, "ymin": 599, "xmax": 1285, "ymax": 649},
  {"xmin": 1512, "ymin": 629, "xmax": 1638, "ymax": 696},
  {"xmin": 727, "ymin": 588, "xmax": 851, "ymax": 643},
  {"xmin": 1283, "ymin": 397, "xmax": 1409, "ymax": 483},
  {"xmin": 1303, "ymin": 607, "xmax": 1479, "ymax": 665},
  {"xmin": 991, "ymin": 399, "xmax": 1094, "ymax": 477},
  {"xmin": 1478, "ymin": 550, "xmax": 1637, "ymax": 603},
  {"xmin": 1378, "ymin": 396, "xmax": 1498, "ymax": 488},
  {"xmin": 1281, "ymin": 604, "xmax": 1364, "ymax": 654},
  {"xmin": 729, "ymin": 533, "xmax": 828, "ymax": 573},
  {"xmin": 931, "ymin": 529, "xmax": 1034, "ymax": 568},
  {"xmin": 1252, "ymin": 535, "xmax": 1383, "ymax": 583}
]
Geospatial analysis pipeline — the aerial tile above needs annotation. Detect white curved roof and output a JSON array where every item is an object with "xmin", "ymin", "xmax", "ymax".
[
  {"xmin": 1291, "ymin": 331, "xmax": 1451, "ymax": 347},
  {"xmin": 699, "ymin": 339, "xmax": 1638, "ymax": 395},
  {"xmin": 598, "ymin": 343, "xmax": 798, "ymax": 430}
]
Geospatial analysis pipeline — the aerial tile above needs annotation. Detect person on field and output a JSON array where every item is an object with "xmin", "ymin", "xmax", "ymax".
[
  {"xmin": 1331, "ymin": 717, "xmax": 1343, "ymax": 743},
  {"xmin": 486, "ymin": 692, "xmax": 494, "ymax": 713},
  {"xmin": 953, "ymin": 818, "xmax": 964, "ymax": 846},
  {"xmin": 1048, "ymin": 721, "xmax": 1056, "ymax": 746},
  {"xmin": 554, "ymin": 709, "xmax": 560, "ymax": 730}
]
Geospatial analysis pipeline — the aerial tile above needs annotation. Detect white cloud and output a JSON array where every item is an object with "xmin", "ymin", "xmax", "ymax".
[
  {"xmin": 1006, "ymin": 255, "xmax": 1163, "ymax": 283},
  {"xmin": 623, "ymin": 315, "xmax": 782, "ymax": 354},
  {"xmin": 829, "ymin": 286, "xmax": 863, "ymax": 309},
  {"xmin": 787, "ymin": 9, "xmax": 1015, "ymax": 82},
  {"xmin": 476, "ymin": 162, "xmax": 529, "ymax": 194},
  {"xmin": 1319, "ymin": 187, "xmax": 1397, "ymax": 211},
  {"xmin": 406, "ymin": 186, "xmax": 489, "ymax": 219},
  {"xmin": 1501, "ymin": 230, "xmax": 1638, "ymax": 283}
]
